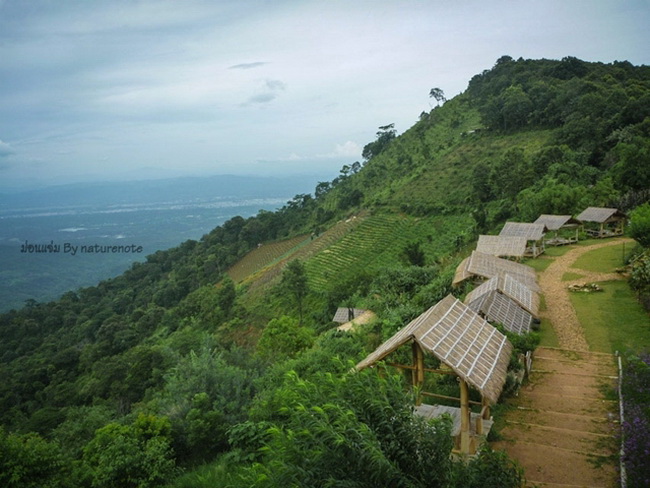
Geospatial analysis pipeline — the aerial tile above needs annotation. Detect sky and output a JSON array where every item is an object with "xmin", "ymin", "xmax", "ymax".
[{"xmin": 0, "ymin": 0, "xmax": 648, "ymax": 189}]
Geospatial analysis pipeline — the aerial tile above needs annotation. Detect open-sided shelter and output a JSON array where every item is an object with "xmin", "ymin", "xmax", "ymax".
[
  {"xmin": 332, "ymin": 307, "xmax": 367, "ymax": 324},
  {"xmin": 576, "ymin": 207, "xmax": 627, "ymax": 238},
  {"xmin": 453, "ymin": 251, "xmax": 540, "ymax": 293},
  {"xmin": 465, "ymin": 273, "xmax": 540, "ymax": 318},
  {"xmin": 534, "ymin": 214, "xmax": 582, "ymax": 246},
  {"xmin": 476, "ymin": 235, "xmax": 527, "ymax": 260},
  {"xmin": 499, "ymin": 222, "xmax": 547, "ymax": 257},
  {"xmin": 466, "ymin": 290, "xmax": 534, "ymax": 335},
  {"xmin": 356, "ymin": 295, "xmax": 512, "ymax": 454}
]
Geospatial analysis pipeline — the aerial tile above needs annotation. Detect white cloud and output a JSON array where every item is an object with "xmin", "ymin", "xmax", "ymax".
[
  {"xmin": 0, "ymin": 140, "xmax": 14, "ymax": 157},
  {"xmin": 334, "ymin": 141, "xmax": 362, "ymax": 158}
]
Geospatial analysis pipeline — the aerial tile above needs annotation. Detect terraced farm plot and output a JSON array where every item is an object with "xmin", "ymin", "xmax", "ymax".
[
  {"xmin": 306, "ymin": 214, "xmax": 472, "ymax": 292},
  {"xmin": 227, "ymin": 235, "xmax": 308, "ymax": 283},
  {"xmin": 236, "ymin": 215, "xmax": 367, "ymax": 296}
]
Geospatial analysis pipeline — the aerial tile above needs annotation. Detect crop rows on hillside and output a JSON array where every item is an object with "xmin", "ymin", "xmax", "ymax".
[
  {"xmin": 306, "ymin": 213, "xmax": 473, "ymax": 292},
  {"xmin": 227, "ymin": 235, "xmax": 308, "ymax": 283}
]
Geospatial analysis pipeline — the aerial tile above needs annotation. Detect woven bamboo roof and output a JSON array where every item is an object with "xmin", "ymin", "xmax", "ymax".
[
  {"xmin": 576, "ymin": 207, "xmax": 627, "ymax": 223},
  {"xmin": 332, "ymin": 307, "xmax": 367, "ymax": 323},
  {"xmin": 499, "ymin": 222, "xmax": 547, "ymax": 241},
  {"xmin": 465, "ymin": 274, "xmax": 540, "ymax": 318},
  {"xmin": 467, "ymin": 290, "xmax": 533, "ymax": 335},
  {"xmin": 452, "ymin": 251, "xmax": 540, "ymax": 292},
  {"xmin": 476, "ymin": 235, "xmax": 527, "ymax": 258},
  {"xmin": 534, "ymin": 214, "xmax": 582, "ymax": 230},
  {"xmin": 355, "ymin": 295, "xmax": 512, "ymax": 404}
]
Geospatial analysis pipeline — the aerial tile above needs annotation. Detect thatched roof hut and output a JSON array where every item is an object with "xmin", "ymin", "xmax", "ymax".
[
  {"xmin": 453, "ymin": 251, "xmax": 540, "ymax": 292},
  {"xmin": 465, "ymin": 274, "xmax": 540, "ymax": 318},
  {"xmin": 356, "ymin": 295, "xmax": 512, "ymax": 405},
  {"xmin": 576, "ymin": 207, "xmax": 627, "ymax": 238},
  {"xmin": 333, "ymin": 307, "xmax": 368, "ymax": 323},
  {"xmin": 466, "ymin": 290, "xmax": 533, "ymax": 335},
  {"xmin": 355, "ymin": 295, "xmax": 512, "ymax": 454},
  {"xmin": 499, "ymin": 222, "xmax": 547, "ymax": 257},
  {"xmin": 534, "ymin": 214, "xmax": 582, "ymax": 246},
  {"xmin": 476, "ymin": 235, "xmax": 527, "ymax": 259}
]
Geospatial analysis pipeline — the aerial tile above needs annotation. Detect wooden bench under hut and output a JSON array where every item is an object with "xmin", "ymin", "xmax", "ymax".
[
  {"xmin": 466, "ymin": 290, "xmax": 535, "ymax": 335},
  {"xmin": 476, "ymin": 235, "xmax": 527, "ymax": 261},
  {"xmin": 465, "ymin": 273, "xmax": 541, "ymax": 318},
  {"xmin": 534, "ymin": 214, "xmax": 582, "ymax": 246},
  {"xmin": 499, "ymin": 222, "xmax": 547, "ymax": 257},
  {"xmin": 355, "ymin": 295, "xmax": 513, "ymax": 455},
  {"xmin": 453, "ymin": 250, "xmax": 540, "ymax": 293},
  {"xmin": 576, "ymin": 207, "xmax": 627, "ymax": 238}
]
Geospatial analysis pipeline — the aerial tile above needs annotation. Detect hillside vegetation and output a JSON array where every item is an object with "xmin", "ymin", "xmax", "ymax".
[{"xmin": 1, "ymin": 56, "xmax": 649, "ymax": 488}]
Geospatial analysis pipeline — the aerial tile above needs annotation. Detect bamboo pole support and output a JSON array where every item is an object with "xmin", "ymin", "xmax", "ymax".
[{"xmin": 459, "ymin": 378, "xmax": 471, "ymax": 454}]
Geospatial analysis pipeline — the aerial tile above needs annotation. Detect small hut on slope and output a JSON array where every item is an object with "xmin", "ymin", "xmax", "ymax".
[
  {"xmin": 356, "ymin": 295, "xmax": 512, "ymax": 454},
  {"xmin": 332, "ymin": 307, "xmax": 368, "ymax": 324},
  {"xmin": 499, "ymin": 222, "xmax": 547, "ymax": 257},
  {"xmin": 466, "ymin": 291, "xmax": 534, "ymax": 335},
  {"xmin": 453, "ymin": 251, "xmax": 540, "ymax": 292},
  {"xmin": 465, "ymin": 274, "xmax": 540, "ymax": 318},
  {"xmin": 534, "ymin": 214, "xmax": 582, "ymax": 246},
  {"xmin": 576, "ymin": 207, "xmax": 627, "ymax": 238},
  {"xmin": 476, "ymin": 235, "xmax": 527, "ymax": 260}
]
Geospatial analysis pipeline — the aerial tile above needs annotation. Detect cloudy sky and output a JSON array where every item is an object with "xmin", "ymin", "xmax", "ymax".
[{"xmin": 0, "ymin": 0, "xmax": 648, "ymax": 188}]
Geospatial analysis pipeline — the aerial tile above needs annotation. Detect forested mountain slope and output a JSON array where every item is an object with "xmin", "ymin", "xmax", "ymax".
[{"xmin": 1, "ymin": 56, "xmax": 649, "ymax": 487}]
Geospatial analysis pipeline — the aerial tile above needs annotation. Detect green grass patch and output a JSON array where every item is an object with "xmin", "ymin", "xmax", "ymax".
[
  {"xmin": 538, "ymin": 318, "xmax": 560, "ymax": 348},
  {"xmin": 562, "ymin": 271, "xmax": 585, "ymax": 282},
  {"xmin": 570, "ymin": 280, "xmax": 650, "ymax": 354},
  {"xmin": 523, "ymin": 256, "xmax": 553, "ymax": 273},
  {"xmin": 572, "ymin": 242, "xmax": 632, "ymax": 273}
]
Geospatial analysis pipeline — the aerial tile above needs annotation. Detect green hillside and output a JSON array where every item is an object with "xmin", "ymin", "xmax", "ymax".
[{"xmin": 1, "ymin": 56, "xmax": 649, "ymax": 488}]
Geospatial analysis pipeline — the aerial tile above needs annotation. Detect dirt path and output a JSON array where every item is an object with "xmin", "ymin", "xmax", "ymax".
[
  {"xmin": 493, "ymin": 238, "xmax": 632, "ymax": 487},
  {"xmin": 494, "ymin": 347, "xmax": 619, "ymax": 488},
  {"xmin": 538, "ymin": 238, "xmax": 634, "ymax": 350}
]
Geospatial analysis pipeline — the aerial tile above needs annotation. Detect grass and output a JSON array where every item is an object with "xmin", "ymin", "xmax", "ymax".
[
  {"xmin": 570, "ymin": 280, "xmax": 650, "ymax": 354},
  {"xmin": 562, "ymin": 271, "xmax": 585, "ymax": 282},
  {"xmin": 572, "ymin": 242, "xmax": 635, "ymax": 273},
  {"xmin": 538, "ymin": 318, "xmax": 560, "ymax": 348}
]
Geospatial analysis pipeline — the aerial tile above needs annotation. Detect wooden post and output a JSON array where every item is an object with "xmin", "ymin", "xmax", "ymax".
[
  {"xmin": 412, "ymin": 342, "xmax": 424, "ymax": 406},
  {"xmin": 459, "ymin": 378, "xmax": 471, "ymax": 454},
  {"xmin": 481, "ymin": 396, "xmax": 490, "ymax": 420}
]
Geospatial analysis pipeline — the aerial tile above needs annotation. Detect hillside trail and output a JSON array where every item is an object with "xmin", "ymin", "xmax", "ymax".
[
  {"xmin": 493, "ymin": 238, "xmax": 633, "ymax": 488},
  {"xmin": 537, "ymin": 237, "xmax": 634, "ymax": 350}
]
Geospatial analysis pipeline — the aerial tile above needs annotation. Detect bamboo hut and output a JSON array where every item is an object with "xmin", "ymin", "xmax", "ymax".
[
  {"xmin": 476, "ymin": 235, "xmax": 527, "ymax": 260},
  {"xmin": 576, "ymin": 207, "xmax": 627, "ymax": 238},
  {"xmin": 356, "ymin": 295, "xmax": 512, "ymax": 455},
  {"xmin": 453, "ymin": 251, "xmax": 540, "ymax": 293},
  {"xmin": 466, "ymin": 290, "xmax": 534, "ymax": 335},
  {"xmin": 465, "ymin": 273, "xmax": 540, "ymax": 318},
  {"xmin": 332, "ymin": 307, "xmax": 368, "ymax": 323},
  {"xmin": 499, "ymin": 222, "xmax": 547, "ymax": 257},
  {"xmin": 534, "ymin": 214, "xmax": 582, "ymax": 246}
]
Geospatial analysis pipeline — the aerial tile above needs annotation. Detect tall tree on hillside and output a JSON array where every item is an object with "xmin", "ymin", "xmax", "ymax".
[
  {"xmin": 429, "ymin": 87, "xmax": 446, "ymax": 106},
  {"xmin": 281, "ymin": 260, "xmax": 309, "ymax": 324}
]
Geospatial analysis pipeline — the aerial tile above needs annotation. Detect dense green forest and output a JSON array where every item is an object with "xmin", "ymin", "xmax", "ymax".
[{"xmin": 1, "ymin": 56, "xmax": 649, "ymax": 487}]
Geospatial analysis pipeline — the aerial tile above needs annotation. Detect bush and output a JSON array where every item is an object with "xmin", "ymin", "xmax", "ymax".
[{"xmin": 629, "ymin": 203, "xmax": 650, "ymax": 248}]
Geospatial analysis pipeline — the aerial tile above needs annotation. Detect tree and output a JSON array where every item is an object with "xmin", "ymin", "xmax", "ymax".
[
  {"xmin": 362, "ymin": 123, "xmax": 396, "ymax": 161},
  {"xmin": 280, "ymin": 260, "xmax": 309, "ymax": 324},
  {"xmin": 429, "ymin": 87, "xmax": 446, "ymax": 106},
  {"xmin": 629, "ymin": 203, "xmax": 650, "ymax": 248},
  {"xmin": 401, "ymin": 241, "xmax": 426, "ymax": 267},
  {"xmin": 256, "ymin": 315, "xmax": 315, "ymax": 361},
  {"xmin": 82, "ymin": 414, "xmax": 178, "ymax": 488},
  {"xmin": 0, "ymin": 427, "xmax": 71, "ymax": 488}
]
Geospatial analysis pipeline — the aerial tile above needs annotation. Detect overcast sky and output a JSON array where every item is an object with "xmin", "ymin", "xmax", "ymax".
[{"xmin": 0, "ymin": 0, "xmax": 648, "ymax": 188}]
